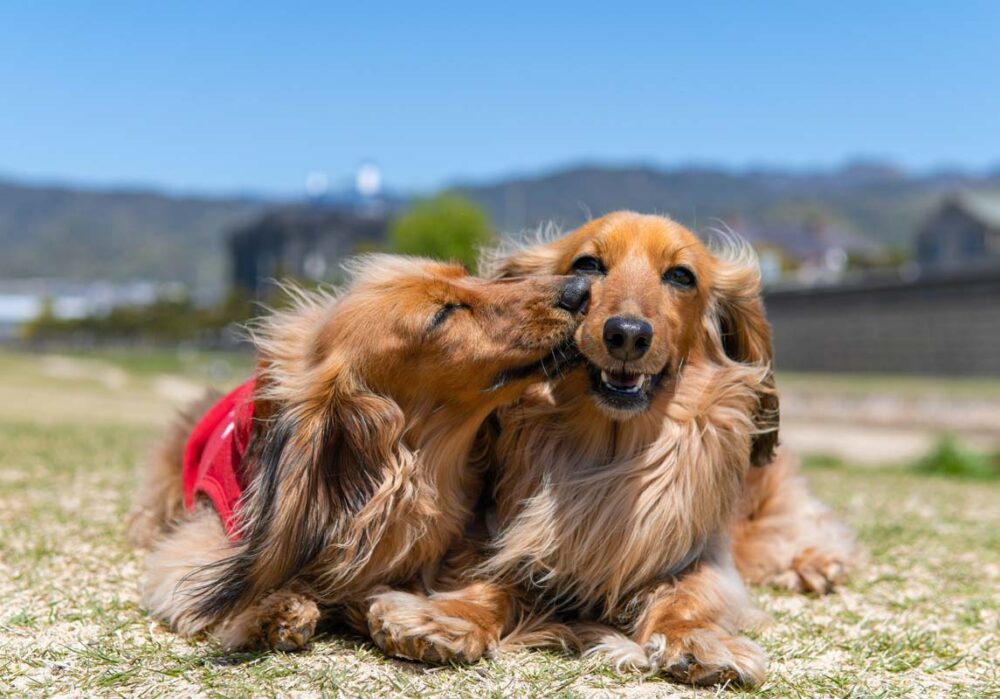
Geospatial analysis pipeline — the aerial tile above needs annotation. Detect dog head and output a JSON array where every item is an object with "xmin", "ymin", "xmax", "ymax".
[
  {"xmin": 487, "ymin": 212, "xmax": 778, "ymax": 464},
  {"xmin": 322, "ymin": 255, "xmax": 591, "ymax": 406}
]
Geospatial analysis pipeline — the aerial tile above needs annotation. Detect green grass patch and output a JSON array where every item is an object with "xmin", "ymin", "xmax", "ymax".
[
  {"xmin": 8, "ymin": 347, "xmax": 254, "ymax": 383},
  {"xmin": 801, "ymin": 452, "xmax": 846, "ymax": 470},
  {"xmin": 911, "ymin": 434, "xmax": 1000, "ymax": 480}
]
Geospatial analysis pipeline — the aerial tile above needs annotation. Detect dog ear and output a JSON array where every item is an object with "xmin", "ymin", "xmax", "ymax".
[
  {"xmin": 190, "ymin": 375, "xmax": 413, "ymax": 621},
  {"xmin": 710, "ymin": 248, "xmax": 780, "ymax": 467}
]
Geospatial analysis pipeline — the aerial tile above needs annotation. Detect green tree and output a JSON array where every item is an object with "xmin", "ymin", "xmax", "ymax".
[{"xmin": 389, "ymin": 194, "xmax": 493, "ymax": 271}]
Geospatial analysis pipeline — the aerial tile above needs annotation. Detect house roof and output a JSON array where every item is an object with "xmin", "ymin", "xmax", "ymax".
[
  {"xmin": 950, "ymin": 191, "xmax": 1000, "ymax": 227},
  {"xmin": 728, "ymin": 219, "xmax": 882, "ymax": 261}
]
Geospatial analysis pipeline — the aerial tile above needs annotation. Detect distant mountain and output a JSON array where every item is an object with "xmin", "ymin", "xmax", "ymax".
[
  {"xmin": 2, "ymin": 162, "xmax": 999, "ymax": 288},
  {"xmin": 452, "ymin": 161, "xmax": 1000, "ymax": 248},
  {"xmin": 0, "ymin": 180, "xmax": 266, "ymax": 287}
]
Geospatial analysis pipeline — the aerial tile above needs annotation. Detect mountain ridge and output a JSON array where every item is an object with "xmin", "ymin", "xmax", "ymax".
[
  {"xmin": 2, "ymin": 162, "xmax": 998, "ymax": 287},
  {"xmin": 452, "ymin": 162, "xmax": 1000, "ymax": 245}
]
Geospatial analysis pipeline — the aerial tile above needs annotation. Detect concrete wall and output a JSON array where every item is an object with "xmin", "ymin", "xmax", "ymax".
[{"xmin": 765, "ymin": 267, "xmax": 1000, "ymax": 376}]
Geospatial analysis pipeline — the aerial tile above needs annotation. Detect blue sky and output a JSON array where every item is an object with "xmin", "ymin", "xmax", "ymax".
[{"xmin": 2, "ymin": 2, "xmax": 998, "ymax": 195}]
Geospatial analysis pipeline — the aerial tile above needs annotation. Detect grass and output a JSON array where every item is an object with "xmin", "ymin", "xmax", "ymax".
[
  {"xmin": 1, "ymin": 350, "xmax": 998, "ymax": 697},
  {"xmin": 912, "ymin": 435, "xmax": 1000, "ymax": 480},
  {"xmin": 11, "ymin": 346, "xmax": 254, "ymax": 382}
]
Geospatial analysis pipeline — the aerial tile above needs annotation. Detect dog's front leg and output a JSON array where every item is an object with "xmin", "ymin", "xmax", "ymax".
[
  {"xmin": 630, "ymin": 544, "xmax": 767, "ymax": 688},
  {"xmin": 359, "ymin": 581, "xmax": 515, "ymax": 664}
]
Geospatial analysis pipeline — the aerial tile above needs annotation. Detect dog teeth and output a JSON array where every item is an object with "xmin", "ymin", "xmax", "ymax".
[{"xmin": 601, "ymin": 370, "xmax": 645, "ymax": 393}]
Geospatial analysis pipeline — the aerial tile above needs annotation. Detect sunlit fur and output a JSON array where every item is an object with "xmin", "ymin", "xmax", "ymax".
[
  {"xmin": 731, "ymin": 450, "xmax": 857, "ymax": 593},
  {"xmin": 130, "ymin": 255, "xmax": 587, "ymax": 651},
  {"xmin": 485, "ymin": 361, "xmax": 769, "ymax": 613},
  {"xmin": 373, "ymin": 213, "xmax": 854, "ymax": 687}
]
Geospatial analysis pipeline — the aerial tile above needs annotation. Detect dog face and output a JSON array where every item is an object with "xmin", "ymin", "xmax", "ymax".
[
  {"xmin": 559, "ymin": 215, "xmax": 711, "ymax": 416},
  {"xmin": 316, "ymin": 255, "xmax": 590, "ymax": 405},
  {"xmin": 489, "ymin": 213, "xmax": 777, "ymax": 461}
]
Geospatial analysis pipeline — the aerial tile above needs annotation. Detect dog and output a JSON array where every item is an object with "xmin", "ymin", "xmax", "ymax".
[
  {"xmin": 128, "ymin": 254, "xmax": 591, "ymax": 651},
  {"xmin": 364, "ymin": 213, "xmax": 856, "ymax": 687}
]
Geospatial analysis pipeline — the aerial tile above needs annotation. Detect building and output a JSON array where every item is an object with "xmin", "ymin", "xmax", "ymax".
[
  {"xmin": 917, "ymin": 192, "xmax": 1000, "ymax": 268},
  {"xmin": 229, "ymin": 206, "xmax": 391, "ymax": 296},
  {"xmin": 727, "ymin": 217, "xmax": 884, "ymax": 284}
]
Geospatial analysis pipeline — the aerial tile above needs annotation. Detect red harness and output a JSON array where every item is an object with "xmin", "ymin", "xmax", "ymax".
[{"xmin": 182, "ymin": 378, "xmax": 256, "ymax": 539}]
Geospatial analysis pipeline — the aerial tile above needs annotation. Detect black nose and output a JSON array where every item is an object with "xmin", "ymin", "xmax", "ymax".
[
  {"xmin": 603, "ymin": 316, "xmax": 653, "ymax": 361},
  {"xmin": 557, "ymin": 276, "xmax": 591, "ymax": 313}
]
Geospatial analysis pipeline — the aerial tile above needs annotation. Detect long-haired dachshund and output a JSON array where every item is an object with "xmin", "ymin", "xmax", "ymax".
[
  {"xmin": 128, "ymin": 255, "xmax": 590, "ymax": 651},
  {"xmin": 365, "ymin": 213, "xmax": 856, "ymax": 687}
]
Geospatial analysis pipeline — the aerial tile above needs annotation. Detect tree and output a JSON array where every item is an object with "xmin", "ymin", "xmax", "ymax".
[{"xmin": 389, "ymin": 194, "xmax": 493, "ymax": 271}]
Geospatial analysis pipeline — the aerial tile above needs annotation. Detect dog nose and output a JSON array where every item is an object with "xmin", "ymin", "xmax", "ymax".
[
  {"xmin": 603, "ymin": 316, "xmax": 653, "ymax": 361},
  {"xmin": 557, "ymin": 276, "xmax": 591, "ymax": 313}
]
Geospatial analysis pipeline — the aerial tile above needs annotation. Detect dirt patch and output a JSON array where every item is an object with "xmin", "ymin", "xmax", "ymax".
[
  {"xmin": 40, "ymin": 355, "xmax": 129, "ymax": 391},
  {"xmin": 780, "ymin": 388, "xmax": 1000, "ymax": 464}
]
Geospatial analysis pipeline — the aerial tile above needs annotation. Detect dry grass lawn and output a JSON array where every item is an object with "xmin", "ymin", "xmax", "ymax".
[{"xmin": 0, "ymin": 350, "xmax": 997, "ymax": 697}]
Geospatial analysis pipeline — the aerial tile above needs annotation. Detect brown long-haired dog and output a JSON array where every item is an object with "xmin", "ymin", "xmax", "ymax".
[
  {"xmin": 128, "ymin": 255, "xmax": 591, "ymax": 651},
  {"xmin": 364, "ymin": 213, "xmax": 855, "ymax": 687}
]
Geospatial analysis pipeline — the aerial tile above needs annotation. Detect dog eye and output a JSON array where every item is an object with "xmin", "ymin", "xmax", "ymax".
[
  {"xmin": 428, "ymin": 303, "xmax": 469, "ymax": 331},
  {"xmin": 571, "ymin": 255, "xmax": 606, "ymax": 275},
  {"xmin": 663, "ymin": 266, "xmax": 696, "ymax": 288}
]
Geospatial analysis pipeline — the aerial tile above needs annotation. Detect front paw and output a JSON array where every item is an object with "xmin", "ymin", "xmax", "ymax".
[
  {"xmin": 645, "ymin": 627, "xmax": 767, "ymax": 688},
  {"xmin": 773, "ymin": 546, "xmax": 849, "ymax": 594},
  {"xmin": 367, "ymin": 590, "xmax": 496, "ymax": 665}
]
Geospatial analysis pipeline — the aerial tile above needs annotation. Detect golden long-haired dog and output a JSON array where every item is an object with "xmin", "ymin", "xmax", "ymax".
[
  {"xmin": 364, "ymin": 213, "xmax": 856, "ymax": 687},
  {"xmin": 128, "ymin": 255, "xmax": 591, "ymax": 651}
]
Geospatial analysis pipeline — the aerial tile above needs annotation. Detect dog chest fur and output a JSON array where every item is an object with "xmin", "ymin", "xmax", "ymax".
[{"xmin": 486, "ymin": 362, "xmax": 764, "ymax": 617}]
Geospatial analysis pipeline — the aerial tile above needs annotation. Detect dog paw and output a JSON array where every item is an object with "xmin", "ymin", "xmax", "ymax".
[
  {"xmin": 645, "ymin": 627, "xmax": 767, "ymax": 687},
  {"xmin": 772, "ymin": 546, "xmax": 849, "ymax": 594},
  {"xmin": 367, "ymin": 590, "xmax": 496, "ymax": 665},
  {"xmin": 218, "ymin": 588, "xmax": 320, "ymax": 652}
]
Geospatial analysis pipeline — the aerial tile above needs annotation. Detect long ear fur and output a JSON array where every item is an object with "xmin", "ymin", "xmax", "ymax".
[
  {"xmin": 188, "ymin": 287, "xmax": 416, "ymax": 623},
  {"xmin": 189, "ymin": 380, "xmax": 413, "ymax": 622},
  {"xmin": 708, "ymin": 236, "xmax": 780, "ymax": 466}
]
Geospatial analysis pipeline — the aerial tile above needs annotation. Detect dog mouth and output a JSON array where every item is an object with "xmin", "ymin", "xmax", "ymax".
[
  {"xmin": 599, "ymin": 369, "xmax": 649, "ymax": 394},
  {"xmin": 485, "ymin": 338, "xmax": 583, "ymax": 392},
  {"xmin": 587, "ymin": 362, "xmax": 667, "ymax": 415}
]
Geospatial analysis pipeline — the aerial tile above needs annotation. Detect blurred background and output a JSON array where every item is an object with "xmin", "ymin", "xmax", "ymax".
[{"xmin": 1, "ymin": 2, "xmax": 997, "ymax": 474}]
